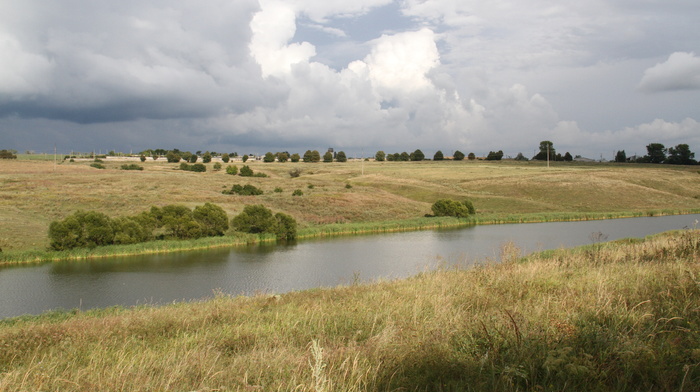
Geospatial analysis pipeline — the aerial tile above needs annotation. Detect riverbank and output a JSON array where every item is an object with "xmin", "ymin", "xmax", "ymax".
[
  {"xmin": 2, "ymin": 158, "xmax": 700, "ymax": 262},
  {"xmin": 1, "ymin": 229, "xmax": 697, "ymax": 391},
  {"xmin": 3, "ymin": 209, "xmax": 700, "ymax": 265}
]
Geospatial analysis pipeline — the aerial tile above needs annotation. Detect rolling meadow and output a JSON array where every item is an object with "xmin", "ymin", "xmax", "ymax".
[{"xmin": 0, "ymin": 156, "xmax": 699, "ymax": 390}]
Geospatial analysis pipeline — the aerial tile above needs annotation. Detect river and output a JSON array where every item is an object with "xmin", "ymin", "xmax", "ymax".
[{"xmin": 1, "ymin": 214, "xmax": 698, "ymax": 319}]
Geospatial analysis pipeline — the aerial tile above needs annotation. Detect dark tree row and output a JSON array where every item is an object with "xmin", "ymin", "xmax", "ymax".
[{"xmin": 616, "ymin": 143, "xmax": 696, "ymax": 165}]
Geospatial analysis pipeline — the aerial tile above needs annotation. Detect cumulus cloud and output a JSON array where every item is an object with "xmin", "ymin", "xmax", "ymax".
[
  {"xmin": 638, "ymin": 52, "xmax": 700, "ymax": 92},
  {"xmin": 0, "ymin": 0, "xmax": 699, "ymax": 159}
]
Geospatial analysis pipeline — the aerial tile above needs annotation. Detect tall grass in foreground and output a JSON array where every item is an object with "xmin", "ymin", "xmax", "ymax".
[{"xmin": 0, "ymin": 230, "xmax": 698, "ymax": 391}]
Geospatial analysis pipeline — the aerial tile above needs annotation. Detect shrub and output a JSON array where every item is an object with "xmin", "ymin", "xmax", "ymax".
[
  {"xmin": 190, "ymin": 163, "xmax": 206, "ymax": 172},
  {"xmin": 226, "ymin": 165, "xmax": 238, "ymax": 175},
  {"xmin": 274, "ymin": 212, "xmax": 297, "ymax": 240},
  {"xmin": 48, "ymin": 210, "xmax": 115, "ymax": 250},
  {"xmin": 120, "ymin": 164, "xmax": 144, "ymax": 171},
  {"xmin": 289, "ymin": 168, "xmax": 302, "ymax": 178},
  {"xmin": 213, "ymin": 162, "xmax": 222, "ymax": 171},
  {"xmin": 221, "ymin": 153, "xmax": 230, "ymax": 163},
  {"xmin": 239, "ymin": 165, "xmax": 254, "ymax": 177},
  {"xmin": 336, "ymin": 151, "xmax": 347, "ymax": 162},
  {"xmin": 468, "ymin": 152, "xmax": 476, "ymax": 160},
  {"xmin": 431, "ymin": 199, "xmax": 474, "ymax": 218},
  {"xmin": 193, "ymin": 202, "xmax": 229, "ymax": 236},
  {"xmin": 90, "ymin": 163, "xmax": 106, "ymax": 169},
  {"xmin": 222, "ymin": 184, "xmax": 264, "ymax": 196},
  {"xmin": 434, "ymin": 150, "xmax": 444, "ymax": 161},
  {"xmin": 307, "ymin": 184, "xmax": 314, "ymax": 189},
  {"xmin": 230, "ymin": 205, "xmax": 277, "ymax": 234},
  {"xmin": 264, "ymin": 152, "xmax": 275, "ymax": 163},
  {"xmin": 180, "ymin": 163, "xmax": 206, "ymax": 172},
  {"xmin": 292, "ymin": 189, "xmax": 303, "ymax": 196},
  {"xmin": 375, "ymin": 150, "xmax": 386, "ymax": 161},
  {"xmin": 323, "ymin": 151, "xmax": 333, "ymax": 163},
  {"xmin": 139, "ymin": 155, "xmax": 146, "ymax": 162},
  {"xmin": 230, "ymin": 205, "xmax": 297, "ymax": 240},
  {"xmin": 0, "ymin": 150, "xmax": 17, "ymax": 159},
  {"xmin": 277, "ymin": 152, "xmax": 289, "ymax": 162},
  {"xmin": 290, "ymin": 153, "xmax": 300, "ymax": 162},
  {"xmin": 150, "ymin": 205, "xmax": 202, "ymax": 240},
  {"xmin": 202, "ymin": 152, "xmax": 212, "ymax": 163},
  {"xmin": 166, "ymin": 151, "xmax": 181, "ymax": 163},
  {"xmin": 345, "ymin": 183, "xmax": 353, "ymax": 189},
  {"xmin": 274, "ymin": 187, "xmax": 283, "ymax": 193},
  {"xmin": 111, "ymin": 214, "xmax": 154, "ymax": 245},
  {"xmin": 453, "ymin": 150, "xmax": 465, "ymax": 161},
  {"xmin": 242, "ymin": 155, "xmax": 249, "ymax": 163}
]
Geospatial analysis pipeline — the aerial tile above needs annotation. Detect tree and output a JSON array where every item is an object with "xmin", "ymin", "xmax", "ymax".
[
  {"xmin": 277, "ymin": 152, "xmax": 289, "ymax": 162},
  {"xmin": 486, "ymin": 150, "xmax": 504, "ymax": 161},
  {"xmin": 166, "ymin": 151, "xmax": 181, "ymax": 163},
  {"xmin": 400, "ymin": 152, "xmax": 410, "ymax": 161},
  {"xmin": 193, "ymin": 202, "xmax": 229, "ymax": 236},
  {"xmin": 375, "ymin": 151, "xmax": 386, "ymax": 161},
  {"xmin": 666, "ymin": 144, "xmax": 696, "ymax": 165},
  {"xmin": 514, "ymin": 152, "xmax": 528, "ymax": 161},
  {"xmin": 563, "ymin": 152, "xmax": 573, "ymax": 162},
  {"xmin": 615, "ymin": 150, "xmax": 627, "ymax": 163},
  {"xmin": 202, "ymin": 152, "xmax": 212, "ymax": 163},
  {"xmin": 453, "ymin": 151, "xmax": 465, "ymax": 161},
  {"xmin": 242, "ymin": 155, "xmax": 249, "ymax": 163},
  {"xmin": 336, "ymin": 151, "xmax": 347, "ymax": 162},
  {"xmin": 645, "ymin": 143, "xmax": 666, "ymax": 163},
  {"xmin": 290, "ymin": 153, "xmax": 300, "ymax": 162},
  {"xmin": 410, "ymin": 149, "xmax": 425, "ymax": 161},
  {"xmin": 468, "ymin": 152, "xmax": 476, "ymax": 160},
  {"xmin": 139, "ymin": 155, "xmax": 146, "ymax": 162},
  {"xmin": 221, "ymin": 153, "xmax": 230, "ymax": 163},
  {"xmin": 434, "ymin": 150, "xmax": 444, "ymax": 161},
  {"xmin": 533, "ymin": 141, "xmax": 555, "ymax": 161},
  {"xmin": 0, "ymin": 150, "xmax": 18, "ymax": 159},
  {"xmin": 323, "ymin": 151, "xmax": 333, "ymax": 163},
  {"xmin": 264, "ymin": 152, "xmax": 276, "ymax": 163}
]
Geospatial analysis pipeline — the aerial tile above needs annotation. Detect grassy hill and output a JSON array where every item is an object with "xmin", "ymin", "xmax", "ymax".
[{"xmin": 1, "ymin": 158, "xmax": 699, "ymax": 254}]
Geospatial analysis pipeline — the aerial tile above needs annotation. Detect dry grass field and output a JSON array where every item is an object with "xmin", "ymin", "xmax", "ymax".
[{"xmin": 1, "ymin": 157, "xmax": 700, "ymax": 252}]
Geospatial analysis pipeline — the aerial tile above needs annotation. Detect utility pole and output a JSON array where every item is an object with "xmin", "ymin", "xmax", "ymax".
[{"xmin": 547, "ymin": 143, "xmax": 550, "ymax": 168}]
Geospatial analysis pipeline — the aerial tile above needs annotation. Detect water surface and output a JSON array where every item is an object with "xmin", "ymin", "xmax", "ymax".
[{"xmin": 1, "ymin": 214, "xmax": 697, "ymax": 319}]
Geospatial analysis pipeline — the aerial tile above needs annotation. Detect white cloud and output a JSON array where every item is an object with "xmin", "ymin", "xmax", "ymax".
[{"xmin": 638, "ymin": 52, "xmax": 700, "ymax": 92}]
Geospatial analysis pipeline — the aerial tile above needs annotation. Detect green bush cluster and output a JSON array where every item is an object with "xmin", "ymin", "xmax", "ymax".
[
  {"xmin": 120, "ymin": 164, "xmax": 144, "ymax": 171},
  {"xmin": 90, "ymin": 163, "xmax": 106, "ymax": 169},
  {"xmin": 222, "ymin": 184, "xmax": 264, "ymax": 196},
  {"xmin": 179, "ymin": 162, "xmax": 207, "ymax": 172},
  {"xmin": 431, "ymin": 199, "xmax": 476, "ymax": 218},
  {"xmin": 48, "ymin": 203, "xmax": 229, "ymax": 250},
  {"xmin": 231, "ymin": 205, "xmax": 297, "ymax": 240},
  {"xmin": 0, "ymin": 150, "xmax": 17, "ymax": 159}
]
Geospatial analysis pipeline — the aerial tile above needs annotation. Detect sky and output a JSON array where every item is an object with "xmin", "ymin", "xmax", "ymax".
[{"xmin": 1, "ymin": 0, "xmax": 700, "ymax": 159}]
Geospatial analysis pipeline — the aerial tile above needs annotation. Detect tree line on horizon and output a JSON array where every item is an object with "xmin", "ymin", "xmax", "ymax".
[{"xmin": 4, "ymin": 141, "xmax": 697, "ymax": 165}]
